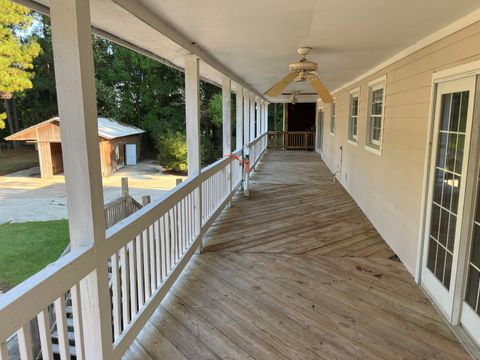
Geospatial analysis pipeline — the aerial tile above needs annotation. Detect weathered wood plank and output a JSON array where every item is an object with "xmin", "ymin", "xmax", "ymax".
[{"xmin": 123, "ymin": 150, "xmax": 469, "ymax": 360}]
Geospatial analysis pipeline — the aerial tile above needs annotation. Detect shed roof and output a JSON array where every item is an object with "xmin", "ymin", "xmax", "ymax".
[{"xmin": 5, "ymin": 117, "xmax": 145, "ymax": 141}]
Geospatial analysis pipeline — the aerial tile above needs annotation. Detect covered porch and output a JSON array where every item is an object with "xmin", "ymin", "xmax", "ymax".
[
  {"xmin": 124, "ymin": 150, "xmax": 468, "ymax": 360},
  {"xmin": 2, "ymin": 0, "xmax": 480, "ymax": 359}
]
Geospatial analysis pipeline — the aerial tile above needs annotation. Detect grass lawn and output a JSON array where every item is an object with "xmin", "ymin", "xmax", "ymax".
[
  {"xmin": 0, "ymin": 146, "xmax": 39, "ymax": 176},
  {"xmin": 0, "ymin": 220, "xmax": 69, "ymax": 291}
]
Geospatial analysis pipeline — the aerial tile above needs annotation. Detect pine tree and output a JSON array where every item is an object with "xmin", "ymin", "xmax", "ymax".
[{"xmin": 0, "ymin": 0, "xmax": 40, "ymax": 132}]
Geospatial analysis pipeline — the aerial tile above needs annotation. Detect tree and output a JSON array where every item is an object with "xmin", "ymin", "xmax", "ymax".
[
  {"xmin": 15, "ymin": 14, "xmax": 57, "ymax": 128},
  {"xmin": 1, "ymin": 8, "xmax": 226, "ymax": 170},
  {"xmin": 0, "ymin": 0, "xmax": 40, "ymax": 134}
]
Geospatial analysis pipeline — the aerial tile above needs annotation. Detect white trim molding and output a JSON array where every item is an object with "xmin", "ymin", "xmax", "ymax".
[
  {"xmin": 432, "ymin": 59, "xmax": 480, "ymax": 82},
  {"xmin": 348, "ymin": 87, "xmax": 361, "ymax": 143},
  {"xmin": 365, "ymin": 75, "xmax": 387, "ymax": 155}
]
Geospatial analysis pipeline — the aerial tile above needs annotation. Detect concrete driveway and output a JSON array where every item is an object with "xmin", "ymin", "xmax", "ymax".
[{"xmin": 0, "ymin": 160, "xmax": 185, "ymax": 224}]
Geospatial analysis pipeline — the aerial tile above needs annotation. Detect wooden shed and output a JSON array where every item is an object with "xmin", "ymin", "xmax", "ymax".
[{"xmin": 5, "ymin": 117, "xmax": 145, "ymax": 177}]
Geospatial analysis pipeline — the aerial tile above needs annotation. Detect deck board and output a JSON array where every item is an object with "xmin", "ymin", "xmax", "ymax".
[{"xmin": 124, "ymin": 150, "xmax": 470, "ymax": 360}]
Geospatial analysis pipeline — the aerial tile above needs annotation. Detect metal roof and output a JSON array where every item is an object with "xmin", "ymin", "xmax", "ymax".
[
  {"xmin": 97, "ymin": 117, "xmax": 145, "ymax": 139},
  {"xmin": 5, "ymin": 117, "xmax": 145, "ymax": 141}
]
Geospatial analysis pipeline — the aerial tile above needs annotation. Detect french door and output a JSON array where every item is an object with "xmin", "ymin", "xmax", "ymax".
[
  {"xmin": 462, "ymin": 169, "xmax": 480, "ymax": 345},
  {"xmin": 422, "ymin": 73, "xmax": 480, "ymax": 347}
]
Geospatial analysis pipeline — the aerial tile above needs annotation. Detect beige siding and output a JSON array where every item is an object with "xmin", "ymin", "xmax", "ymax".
[{"xmin": 318, "ymin": 21, "xmax": 480, "ymax": 275}]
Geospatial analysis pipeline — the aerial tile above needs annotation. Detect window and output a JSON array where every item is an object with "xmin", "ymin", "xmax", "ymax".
[
  {"xmin": 366, "ymin": 76, "xmax": 386, "ymax": 153},
  {"xmin": 330, "ymin": 102, "xmax": 336, "ymax": 135},
  {"xmin": 348, "ymin": 89, "xmax": 359, "ymax": 143}
]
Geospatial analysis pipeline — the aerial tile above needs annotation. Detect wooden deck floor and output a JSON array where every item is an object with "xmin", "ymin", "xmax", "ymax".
[{"xmin": 124, "ymin": 150, "xmax": 470, "ymax": 360}]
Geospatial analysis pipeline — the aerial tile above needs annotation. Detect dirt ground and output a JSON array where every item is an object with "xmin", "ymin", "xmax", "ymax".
[
  {"xmin": 0, "ymin": 147, "xmax": 38, "ymax": 176},
  {"xmin": 0, "ymin": 160, "xmax": 185, "ymax": 224}
]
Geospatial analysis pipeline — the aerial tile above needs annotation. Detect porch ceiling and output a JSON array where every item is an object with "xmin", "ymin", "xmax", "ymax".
[{"xmin": 23, "ymin": 0, "xmax": 480, "ymax": 103}]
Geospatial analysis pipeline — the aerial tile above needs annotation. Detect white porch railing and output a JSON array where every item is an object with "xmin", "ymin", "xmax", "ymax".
[
  {"xmin": 242, "ymin": 132, "xmax": 268, "ymax": 197},
  {"xmin": 0, "ymin": 143, "xmax": 269, "ymax": 360},
  {"xmin": 248, "ymin": 132, "xmax": 268, "ymax": 173}
]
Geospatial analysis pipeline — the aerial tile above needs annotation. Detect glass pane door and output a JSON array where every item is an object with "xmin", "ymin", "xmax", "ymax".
[
  {"xmin": 427, "ymin": 91, "xmax": 469, "ymax": 288},
  {"xmin": 422, "ymin": 76, "xmax": 476, "ymax": 318},
  {"xmin": 461, "ymin": 152, "xmax": 480, "ymax": 346}
]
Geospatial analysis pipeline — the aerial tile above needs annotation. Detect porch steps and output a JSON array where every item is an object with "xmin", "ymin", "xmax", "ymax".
[
  {"xmin": 51, "ymin": 343, "xmax": 77, "ymax": 358},
  {"xmin": 50, "ymin": 262, "xmax": 115, "ymax": 359},
  {"xmin": 50, "ymin": 298, "xmax": 77, "ymax": 359}
]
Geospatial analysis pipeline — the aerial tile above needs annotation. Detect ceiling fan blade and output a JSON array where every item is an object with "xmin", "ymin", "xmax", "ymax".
[
  {"xmin": 310, "ymin": 77, "xmax": 333, "ymax": 103},
  {"xmin": 264, "ymin": 71, "xmax": 299, "ymax": 97}
]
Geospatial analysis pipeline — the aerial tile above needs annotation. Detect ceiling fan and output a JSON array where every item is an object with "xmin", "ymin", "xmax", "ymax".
[{"xmin": 264, "ymin": 47, "xmax": 333, "ymax": 103}]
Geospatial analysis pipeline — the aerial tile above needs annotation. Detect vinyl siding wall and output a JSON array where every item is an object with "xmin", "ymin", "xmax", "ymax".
[{"xmin": 317, "ymin": 20, "xmax": 480, "ymax": 275}]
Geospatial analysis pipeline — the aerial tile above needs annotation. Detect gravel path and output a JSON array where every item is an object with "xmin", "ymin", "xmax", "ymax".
[{"xmin": 0, "ymin": 160, "xmax": 185, "ymax": 224}]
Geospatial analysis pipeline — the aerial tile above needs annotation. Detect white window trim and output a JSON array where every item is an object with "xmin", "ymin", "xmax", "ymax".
[
  {"xmin": 330, "ymin": 101, "xmax": 336, "ymax": 135},
  {"xmin": 365, "ymin": 75, "xmax": 386, "ymax": 155},
  {"xmin": 348, "ymin": 87, "xmax": 360, "ymax": 144}
]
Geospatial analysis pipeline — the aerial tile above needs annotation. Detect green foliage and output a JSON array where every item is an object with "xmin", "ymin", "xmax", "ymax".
[
  {"xmin": 208, "ymin": 93, "xmax": 223, "ymax": 127},
  {"xmin": 0, "ymin": 0, "xmax": 40, "ymax": 97},
  {"xmin": 0, "ymin": 220, "xmax": 69, "ymax": 289},
  {"xmin": 154, "ymin": 130, "xmax": 188, "ymax": 172},
  {"xmin": 6, "ymin": 10, "xmax": 226, "ymax": 170},
  {"xmin": 269, "ymin": 103, "xmax": 283, "ymax": 131},
  {"xmin": 0, "ymin": 112, "xmax": 5, "ymax": 129},
  {"xmin": 201, "ymin": 83, "xmax": 222, "ymax": 163},
  {"xmin": 15, "ymin": 14, "xmax": 57, "ymax": 127}
]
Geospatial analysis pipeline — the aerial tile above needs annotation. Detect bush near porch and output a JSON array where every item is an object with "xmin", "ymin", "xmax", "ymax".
[{"xmin": 0, "ymin": 220, "xmax": 69, "ymax": 291}]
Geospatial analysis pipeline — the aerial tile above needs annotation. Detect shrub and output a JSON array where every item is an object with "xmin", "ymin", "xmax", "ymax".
[{"xmin": 155, "ymin": 130, "xmax": 188, "ymax": 172}]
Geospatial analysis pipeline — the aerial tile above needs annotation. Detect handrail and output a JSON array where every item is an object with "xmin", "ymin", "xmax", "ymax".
[
  {"xmin": 0, "ymin": 142, "xmax": 260, "ymax": 360},
  {"xmin": 105, "ymin": 155, "xmax": 233, "ymax": 255},
  {"xmin": 248, "ymin": 132, "xmax": 266, "ymax": 147},
  {"xmin": 267, "ymin": 130, "xmax": 315, "ymax": 150},
  {"xmin": 0, "ymin": 246, "xmax": 94, "ymax": 341}
]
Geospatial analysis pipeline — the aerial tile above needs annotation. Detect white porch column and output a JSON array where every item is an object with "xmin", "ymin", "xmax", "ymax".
[
  {"xmin": 243, "ymin": 89, "xmax": 250, "ymax": 155},
  {"xmin": 222, "ymin": 76, "xmax": 231, "ymax": 155},
  {"xmin": 235, "ymin": 85, "xmax": 243, "ymax": 151},
  {"xmin": 185, "ymin": 55, "xmax": 201, "ymax": 176},
  {"xmin": 259, "ymin": 100, "xmax": 264, "ymax": 134},
  {"xmin": 184, "ymin": 54, "xmax": 202, "ymax": 250},
  {"xmin": 50, "ymin": 0, "xmax": 112, "ymax": 357},
  {"xmin": 256, "ymin": 97, "xmax": 261, "ymax": 137},
  {"xmin": 265, "ymin": 102, "xmax": 269, "ymax": 133},
  {"xmin": 250, "ymin": 93, "xmax": 255, "ymax": 142}
]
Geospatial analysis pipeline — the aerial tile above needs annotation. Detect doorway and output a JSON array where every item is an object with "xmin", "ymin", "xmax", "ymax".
[
  {"xmin": 285, "ymin": 103, "xmax": 316, "ymax": 131},
  {"xmin": 421, "ymin": 70, "xmax": 480, "ymax": 348}
]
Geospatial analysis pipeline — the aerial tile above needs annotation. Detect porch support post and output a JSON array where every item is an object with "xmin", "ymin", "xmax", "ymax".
[
  {"xmin": 222, "ymin": 76, "xmax": 232, "ymax": 198},
  {"xmin": 184, "ymin": 54, "xmax": 202, "ymax": 248},
  {"xmin": 243, "ymin": 89, "xmax": 250, "ymax": 196},
  {"xmin": 222, "ymin": 76, "xmax": 231, "ymax": 155},
  {"xmin": 256, "ymin": 97, "xmax": 261, "ymax": 137},
  {"xmin": 260, "ymin": 100, "xmax": 265, "ymax": 134},
  {"xmin": 185, "ymin": 55, "xmax": 201, "ymax": 176},
  {"xmin": 250, "ymin": 94, "xmax": 255, "ymax": 142},
  {"xmin": 50, "ymin": 0, "xmax": 112, "ymax": 357},
  {"xmin": 235, "ymin": 85, "xmax": 243, "ymax": 151},
  {"xmin": 243, "ymin": 89, "xmax": 250, "ymax": 155},
  {"xmin": 263, "ymin": 102, "xmax": 270, "ymax": 132}
]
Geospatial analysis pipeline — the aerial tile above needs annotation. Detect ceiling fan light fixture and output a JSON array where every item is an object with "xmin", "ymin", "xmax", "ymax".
[
  {"xmin": 264, "ymin": 47, "xmax": 333, "ymax": 103},
  {"xmin": 297, "ymin": 47, "xmax": 312, "ymax": 57}
]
